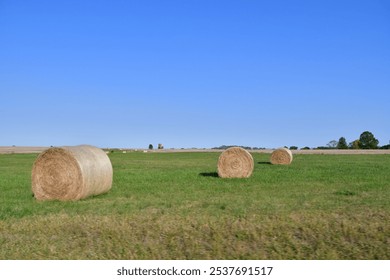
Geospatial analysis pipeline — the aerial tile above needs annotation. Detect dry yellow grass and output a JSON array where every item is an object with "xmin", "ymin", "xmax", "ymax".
[
  {"xmin": 217, "ymin": 147, "xmax": 254, "ymax": 178},
  {"xmin": 31, "ymin": 145, "xmax": 113, "ymax": 201},
  {"xmin": 270, "ymin": 148, "xmax": 293, "ymax": 165}
]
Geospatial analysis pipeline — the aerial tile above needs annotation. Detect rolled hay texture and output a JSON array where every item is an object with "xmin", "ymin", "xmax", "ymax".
[
  {"xmin": 217, "ymin": 147, "xmax": 254, "ymax": 178},
  {"xmin": 32, "ymin": 145, "xmax": 113, "ymax": 201},
  {"xmin": 270, "ymin": 148, "xmax": 293, "ymax": 165}
]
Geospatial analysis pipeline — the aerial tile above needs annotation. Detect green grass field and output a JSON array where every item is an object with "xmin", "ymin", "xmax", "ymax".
[{"xmin": 1, "ymin": 152, "xmax": 389, "ymax": 259}]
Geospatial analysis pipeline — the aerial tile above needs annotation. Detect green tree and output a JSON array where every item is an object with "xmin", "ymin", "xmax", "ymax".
[
  {"xmin": 327, "ymin": 140, "xmax": 338, "ymax": 148},
  {"xmin": 337, "ymin": 137, "xmax": 348, "ymax": 149},
  {"xmin": 359, "ymin": 131, "xmax": 379, "ymax": 149},
  {"xmin": 349, "ymin": 140, "xmax": 360, "ymax": 149},
  {"xmin": 148, "ymin": 144, "xmax": 153, "ymax": 150}
]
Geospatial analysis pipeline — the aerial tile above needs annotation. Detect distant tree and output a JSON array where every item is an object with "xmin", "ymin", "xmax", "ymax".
[
  {"xmin": 316, "ymin": 146, "xmax": 329, "ymax": 149},
  {"xmin": 148, "ymin": 144, "xmax": 153, "ymax": 150},
  {"xmin": 158, "ymin": 143, "xmax": 164, "ymax": 149},
  {"xmin": 380, "ymin": 144, "xmax": 390, "ymax": 149},
  {"xmin": 301, "ymin": 146, "xmax": 311, "ymax": 150},
  {"xmin": 289, "ymin": 146, "xmax": 298, "ymax": 150},
  {"xmin": 337, "ymin": 137, "xmax": 348, "ymax": 149},
  {"xmin": 349, "ymin": 140, "xmax": 360, "ymax": 149},
  {"xmin": 327, "ymin": 140, "xmax": 338, "ymax": 149},
  {"xmin": 359, "ymin": 131, "xmax": 379, "ymax": 149}
]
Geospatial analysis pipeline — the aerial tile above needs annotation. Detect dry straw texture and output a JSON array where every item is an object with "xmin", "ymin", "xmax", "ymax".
[
  {"xmin": 217, "ymin": 147, "xmax": 254, "ymax": 178},
  {"xmin": 270, "ymin": 148, "xmax": 293, "ymax": 165},
  {"xmin": 32, "ymin": 145, "xmax": 113, "ymax": 201}
]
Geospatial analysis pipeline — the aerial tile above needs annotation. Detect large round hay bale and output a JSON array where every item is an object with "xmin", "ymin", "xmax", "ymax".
[
  {"xmin": 217, "ymin": 147, "xmax": 254, "ymax": 178},
  {"xmin": 270, "ymin": 148, "xmax": 293, "ymax": 165},
  {"xmin": 32, "ymin": 145, "xmax": 113, "ymax": 201}
]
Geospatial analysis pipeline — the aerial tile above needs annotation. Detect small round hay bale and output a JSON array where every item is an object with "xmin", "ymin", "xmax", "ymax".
[
  {"xmin": 270, "ymin": 148, "xmax": 293, "ymax": 165},
  {"xmin": 32, "ymin": 145, "xmax": 113, "ymax": 201},
  {"xmin": 217, "ymin": 147, "xmax": 254, "ymax": 178}
]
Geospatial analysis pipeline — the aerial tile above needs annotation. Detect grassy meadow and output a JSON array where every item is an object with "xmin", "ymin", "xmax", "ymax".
[{"xmin": 0, "ymin": 151, "xmax": 389, "ymax": 259}]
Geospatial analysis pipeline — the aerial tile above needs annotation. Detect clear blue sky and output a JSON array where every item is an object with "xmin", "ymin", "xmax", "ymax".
[{"xmin": 1, "ymin": 0, "xmax": 389, "ymax": 149}]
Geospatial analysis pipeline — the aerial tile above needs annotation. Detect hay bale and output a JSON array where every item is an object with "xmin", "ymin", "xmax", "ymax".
[
  {"xmin": 32, "ymin": 145, "xmax": 113, "ymax": 201},
  {"xmin": 217, "ymin": 147, "xmax": 254, "ymax": 178},
  {"xmin": 270, "ymin": 148, "xmax": 293, "ymax": 165}
]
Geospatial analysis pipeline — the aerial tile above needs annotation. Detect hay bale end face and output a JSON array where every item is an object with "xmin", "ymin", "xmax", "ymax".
[
  {"xmin": 32, "ymin": 145, "xmax": 113, "ymax": 201},
  {"xmin": 217, "ymin": 147, "xmax": 254, "ymax": 178},
  {"xmin": 270, "ymin": 148, "xmax": 293, "ymax": 165}
]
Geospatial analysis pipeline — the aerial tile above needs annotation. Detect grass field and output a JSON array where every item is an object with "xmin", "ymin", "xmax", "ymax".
[{"xmin": 0, "ymin": 151, "xmax": 389, "ymax": 259}]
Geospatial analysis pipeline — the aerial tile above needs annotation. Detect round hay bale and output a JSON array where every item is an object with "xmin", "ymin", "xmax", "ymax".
[
  {"xmin": 32, "ymin": 145, "xmax": 113, "ymax": 201},
  {"xmin": 217, "ymin": 147, "xmax": 254, "ymax": 178},
  {"xmin": 270, "ymin": 148, "xmax": 293, "ymax": 165}
]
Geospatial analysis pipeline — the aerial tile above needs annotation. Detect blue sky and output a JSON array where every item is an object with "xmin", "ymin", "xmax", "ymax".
[{"xmin": 1, "ymin": 0, "xmax": 389, "ymax": 149}]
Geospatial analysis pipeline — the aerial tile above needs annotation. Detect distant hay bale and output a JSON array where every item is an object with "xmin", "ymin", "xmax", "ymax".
[
  {"xmin": 32, "ymin": 145, "xmax": 113, "ymax": 201},
  {"xmin": 270, "ymin": 148, "xmax": 293, "ymax": 165},
  {"xmin": 217, "ymin": 147, "xmax": 254, "ymax": 178}
]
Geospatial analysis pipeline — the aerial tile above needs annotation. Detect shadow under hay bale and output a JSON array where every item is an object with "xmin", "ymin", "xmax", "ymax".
[
  {"xmin": 199, "ymin": 172, "xmax": 219, "ymax": 178},
  {"xmin": 32, "ymin": 145, "xmax": 113, "ymax": 201}
]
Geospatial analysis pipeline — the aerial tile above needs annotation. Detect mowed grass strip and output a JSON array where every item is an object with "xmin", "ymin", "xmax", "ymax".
[{"xmin": 0, "ymin": 152, "xmax": 389, "ymax": 259}]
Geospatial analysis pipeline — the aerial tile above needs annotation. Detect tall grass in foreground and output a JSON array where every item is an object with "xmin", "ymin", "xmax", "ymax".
[{"xmin": 0, "ymin": 152, "xmax": 389, "ymax": 259}]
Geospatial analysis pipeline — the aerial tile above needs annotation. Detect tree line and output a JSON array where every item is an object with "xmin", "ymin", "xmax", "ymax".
[
  {"xmin": 322, "ymin": 131, "xmax": 389, "ymax": 150},
  {"xmin": 212, "ymin": 131, "xmax": 389, "ymax": 150}
]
